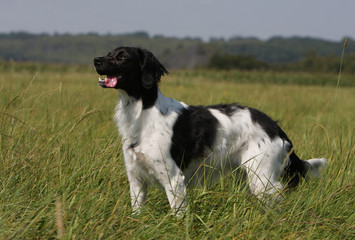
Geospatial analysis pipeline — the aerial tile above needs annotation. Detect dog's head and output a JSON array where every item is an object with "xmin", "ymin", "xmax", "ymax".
[{"xmin": 94, "ymin": 47, "xmax": 168, "ymax": 95}]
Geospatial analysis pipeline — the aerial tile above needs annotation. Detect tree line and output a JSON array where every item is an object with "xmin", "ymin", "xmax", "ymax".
[
  {"xmin": 0, "ymin": 32, "xmax": 354, "ymax": 73},
  {"xmin": 207, "ymin": 51, "xmax": 355, "ymax": 73}
]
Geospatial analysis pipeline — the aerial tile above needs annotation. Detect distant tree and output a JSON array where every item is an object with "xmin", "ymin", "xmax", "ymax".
[
  {"xmin": 128, "ymin": 31, "xmax": 150, "ymax": 38},
  {"xmin": 282, "ymin": 51, "xmax": 343, "ymax": 73},
  {"xmin": 343, "ymin": 53, "xmax": 355, "ymax": 73},
  {"xmin": 207, "ymin": 54, "xmax": 269, "ymax": 70}
]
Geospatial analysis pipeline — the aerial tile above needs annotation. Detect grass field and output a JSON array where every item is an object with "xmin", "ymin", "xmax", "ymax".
[{"xmin": 0, "ymin": 65, "xmax": 354, "ymax": 239}]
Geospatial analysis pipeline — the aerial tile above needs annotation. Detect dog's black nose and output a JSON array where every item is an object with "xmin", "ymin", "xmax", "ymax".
[{"xmin": 94, "ymin": 57, "xmax": 102, "ymax": 65}]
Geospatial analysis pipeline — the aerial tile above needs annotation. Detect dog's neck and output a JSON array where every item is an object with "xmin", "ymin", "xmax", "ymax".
[
  {"xmin": 116, "ymin": 87, "xmax": 171, "ymax": 115},
  {"xmin": 114, "ymin": 87, "xmax": 160, "ymax": 144},
  {"xmin": 114, "ymin": 89, "xmax": 144, "ymax": 146},
  {"xmin": 114, "ymin": 88, "xmax": 185, "ymax": 146},
  {"xmin": 115, "ymin": 89, "xmax": 145, "ymax": 119},
  {"xmin": 122, "ymin": 81, "xmax": 158, "ymax": 110}
]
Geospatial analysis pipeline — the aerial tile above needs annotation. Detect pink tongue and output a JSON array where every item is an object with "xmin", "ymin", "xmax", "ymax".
[{"xmin": 105, "ymin": 77, "xmax": 117, "ymax": 88}]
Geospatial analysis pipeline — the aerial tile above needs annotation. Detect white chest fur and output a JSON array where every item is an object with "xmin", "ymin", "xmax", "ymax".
[{"xmin": 114, "ymin": 90, "xmax": 186, "ymax": 184}]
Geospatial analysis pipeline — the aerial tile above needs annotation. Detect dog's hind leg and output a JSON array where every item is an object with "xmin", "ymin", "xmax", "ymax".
[{"xmin": 241, "ymin": 140, "xmax": 285, "ymax": 204}]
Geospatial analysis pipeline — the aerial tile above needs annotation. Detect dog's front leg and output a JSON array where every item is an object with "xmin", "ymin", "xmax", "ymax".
[
  {"xmin": 163, "ymin": 170, "xmax": 187, "ymax": 216},
  {"xmin": 123, "ymin": 148, "xmax": 148, "ymax": 214},
  {"xmin": 127, "ymin": 173, "xmax": 148, "ymax": 214}
]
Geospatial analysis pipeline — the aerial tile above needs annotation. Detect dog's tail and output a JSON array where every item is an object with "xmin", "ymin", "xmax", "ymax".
[{"xmin": 283, "ymin": 152, "xmax": 327, "ymax": 188}]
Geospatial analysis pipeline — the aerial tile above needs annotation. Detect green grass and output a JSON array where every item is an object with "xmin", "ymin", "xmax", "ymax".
[{"xmin": 0, "ymin": 67, "xmax": 354, "ymax": 239}]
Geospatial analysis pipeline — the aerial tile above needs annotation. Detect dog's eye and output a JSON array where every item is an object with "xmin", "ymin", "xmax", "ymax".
[{"xmin": 118, "ymin": 55, "xmax": 127, "ymax": 60}]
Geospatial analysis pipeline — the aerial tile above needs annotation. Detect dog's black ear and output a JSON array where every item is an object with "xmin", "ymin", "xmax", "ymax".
[{"xmin": 138, "ymin": 49, "xmax": 168, "ymax": 89}]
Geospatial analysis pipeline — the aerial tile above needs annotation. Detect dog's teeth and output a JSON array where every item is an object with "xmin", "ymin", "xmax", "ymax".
[{"xmin": 98, "ymin": 77, "xmax": 104, "ymax": 82}]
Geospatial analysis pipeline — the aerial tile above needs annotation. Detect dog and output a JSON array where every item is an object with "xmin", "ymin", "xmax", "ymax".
[{"xmin": 94, "ymin": 47, "xmax": 327, "ymax": 214}]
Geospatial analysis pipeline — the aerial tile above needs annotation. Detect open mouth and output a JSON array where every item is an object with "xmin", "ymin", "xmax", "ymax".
[{"xmin": 98, "ymin": 75, "xmax": 122, "ymax": 88}]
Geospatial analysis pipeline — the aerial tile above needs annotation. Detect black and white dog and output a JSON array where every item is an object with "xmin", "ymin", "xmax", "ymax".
[{"xmin": 94, "ymin": 47, "xmax": 327, "ymax": 214}]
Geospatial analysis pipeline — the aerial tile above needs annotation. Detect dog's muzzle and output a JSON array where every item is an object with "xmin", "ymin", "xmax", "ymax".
[
  {"xmin": 98, "ymin": 76, "xmax": 122, "ymax": 88},
  {"xmin": 94, "ymin": 57, "xmax": 122, "ymax": 88}
]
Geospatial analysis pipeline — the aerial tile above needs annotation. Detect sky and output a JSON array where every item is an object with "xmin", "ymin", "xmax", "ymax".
[{"xmin": 1, "ymin": 0, "xmax": 354, "ymax": 42}]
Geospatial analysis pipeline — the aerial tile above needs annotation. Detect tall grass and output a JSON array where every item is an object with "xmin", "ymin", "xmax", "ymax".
[{"xmin": 0, "ymin": 67, "xmax": 354, "ymax": 239}]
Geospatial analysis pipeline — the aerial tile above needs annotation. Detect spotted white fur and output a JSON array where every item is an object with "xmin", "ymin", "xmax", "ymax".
[{"xmin": 114, "ymin": 89, "xmax": 326, "ymax": 214}]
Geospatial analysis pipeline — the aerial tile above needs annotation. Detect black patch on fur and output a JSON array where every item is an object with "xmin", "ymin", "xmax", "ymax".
[
  {"xmin": 141, "ymin": 87, "xmax": 158, "ymax": 109},
  {"xmin": 208, "ymin": 103, "xmax": 245, "ymax": 117},
  {"xmin": 282, "ymin": 152, "xmax": 309, "ymax": 188},
  {"xmin": 128, "ymin": 142, "xmax": 138, "ymax": 149},
  {"xmin": 170, "ymin": 106, "xmax": 219, "ymax": 170},
  {"xmin": 248, "ymin": 107, "xmax": 291, "ymax": 142}
]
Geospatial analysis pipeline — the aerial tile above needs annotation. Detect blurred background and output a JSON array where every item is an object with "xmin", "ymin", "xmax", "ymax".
[{"xmin": 1, "ymin": 0, "xmax": 354, "ymax": 72}]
